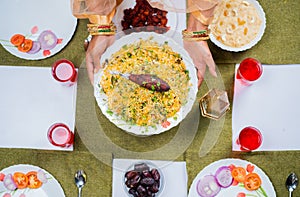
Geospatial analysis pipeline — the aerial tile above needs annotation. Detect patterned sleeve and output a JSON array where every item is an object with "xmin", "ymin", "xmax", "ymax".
[
  {"xmin": 71, "ymin": 0, "xmax": 117, "ymax": 18},
  {"xmin": 146, "ymin": 0, "xmax": 220, "ymax": 13}
]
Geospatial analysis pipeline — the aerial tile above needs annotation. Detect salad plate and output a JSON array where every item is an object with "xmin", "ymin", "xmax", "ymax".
[
  {"xmin": 0, "ymin": 0, "xmax": 77, "ymax": 60},
  {"xmin": 0, "ymin": 164, "xmax": 65, "ymax": 197},
  {"xmin": 188, "ymin": 158, "xmax": 276, "ymax": 197}
]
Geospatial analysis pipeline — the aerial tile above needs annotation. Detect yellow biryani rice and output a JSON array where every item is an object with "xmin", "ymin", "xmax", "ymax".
[{"xmin": 99, "ymin": 37, "xmax": 190, "ymax": 127}]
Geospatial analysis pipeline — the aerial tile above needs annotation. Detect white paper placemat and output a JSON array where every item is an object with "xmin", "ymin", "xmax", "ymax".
[
  {"xmin": 232, "ymin": 64, "xmax": 300, "ymax": 151},
  {"xmin": 0, "ymin": 65, "xmax": 77, "ymax": 151},
  {"xmin": 112, "ymin": 159, "xmax": 188, "ymax": 197}
]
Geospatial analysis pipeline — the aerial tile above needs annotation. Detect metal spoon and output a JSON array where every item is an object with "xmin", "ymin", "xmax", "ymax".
[
  {"xmin": 75, "ymin": 170, "xmax": 87, "ymax": 197},
  {"xmin": 286, "ymin": 172, "xmax": 298, "ymax": 197}
]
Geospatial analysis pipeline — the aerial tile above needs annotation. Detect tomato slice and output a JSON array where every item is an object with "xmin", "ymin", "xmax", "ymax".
[
  {"xmin": 0, "ymin": 173, "xmax": 5, "ymax": 181},
  {"xmin": 26, "ymin": 171, "xmax": 42, "ymax": 189},
  {"xmin": 17, "ymin": 39, "xmax": 33, "ymax": 52},
  {"xmin": 10, "ymin": 34, "xmax": 25, "ymax": 46},
  {"xmin": 13, "ymin": 172, "xmax": 28, "ymax": 189},
  {"xmin": 161, "ymin": 120, "xmax": 170, "ymax": 128},
  {"xmin": 244, "ymin": 173, "xmax": 262, "ymax": 191},
  {"xmin": 231, "ymin": 167, "xmax": 247, "ymax": 182}
]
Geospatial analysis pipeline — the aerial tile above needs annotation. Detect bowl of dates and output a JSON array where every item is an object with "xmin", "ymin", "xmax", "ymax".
[{"xmin": 124, "ymin": 162, "xmax": 164, "ymax": 197}]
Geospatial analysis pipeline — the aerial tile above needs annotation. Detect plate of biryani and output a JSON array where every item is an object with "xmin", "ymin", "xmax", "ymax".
[
  {"xmin": 94, "ymin": 32, "xmax": 198, "ymax": 136},
  {"xmin": 209, "ymin": 0, "xmax": 266, "ymax": 52}
]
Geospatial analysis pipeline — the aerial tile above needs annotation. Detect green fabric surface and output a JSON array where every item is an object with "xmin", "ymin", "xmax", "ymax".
[{"xmin": 0, "ymin": 0, "xmax": 300, "ymax": 197}]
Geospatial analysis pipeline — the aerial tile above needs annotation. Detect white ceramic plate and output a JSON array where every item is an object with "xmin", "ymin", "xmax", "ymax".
[
  {"xmin": 188, "ymin": 158, "xmax": 276, "ymax": 197},
  {"xmin": 0, "ymin": 164, "xmax": 65, "ymax": 196},
  {"xmin": 209, "ymin": 0, "xmax": 266, "ymax": 52},
  {"xmin": 0, "ymin": 0, "xmax": 77, "ymax": 60},
  {"xmin": 113, "ymin": 0, "xmax": 178, "ymax": 38},
  {"xmin": 94, "ymin": 32, "xmax": 198, "ymax": 136}
]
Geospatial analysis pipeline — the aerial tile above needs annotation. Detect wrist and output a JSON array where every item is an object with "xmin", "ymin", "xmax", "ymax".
[
  {"xmin": 184, "ymin": 14, "xmax": 210, "ymax": 41},
  {"xmin": 182, "ymin": 29, "xmax": 210, "ymax": 41},
  {"xmin": 87, "ymin": 23, "xmax": 116, "ymax": 36}
]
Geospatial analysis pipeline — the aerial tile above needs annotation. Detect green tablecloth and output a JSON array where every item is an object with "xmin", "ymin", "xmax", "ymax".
[{"xmin": 0, "ymin": 0, "xmax": 299, "ymax": 196}]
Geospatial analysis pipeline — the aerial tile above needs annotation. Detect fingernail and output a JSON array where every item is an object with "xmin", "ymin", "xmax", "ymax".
[
  {"xmin": 213, "ymin": 71, "xmax": 217, "ymax": 77},
  {"xmin": 211, "ymin": 70, "xmax": 217, "ymax": 77}
]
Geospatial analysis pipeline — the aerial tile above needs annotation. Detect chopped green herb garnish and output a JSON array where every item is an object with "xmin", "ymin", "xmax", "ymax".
[
  {"xmin": 106, "ymin": 110, "xmax": 113, "ymax": 116},
  {"xmin": 152, "ymin": 96, "xmax": 158, "ymax": 102},
  {"xmin": 151, "ymin": 85, "xmax": 155, "ymax": 91}
]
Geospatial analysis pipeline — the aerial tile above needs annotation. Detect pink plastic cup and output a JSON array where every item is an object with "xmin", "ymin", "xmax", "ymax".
[
  {"xmin": 47, "ymin": 123, "xmax": 74, "ymax": 148},
  {"xmin": 52, "ymin": 59, "xmax": 77, "ymax": 86}
]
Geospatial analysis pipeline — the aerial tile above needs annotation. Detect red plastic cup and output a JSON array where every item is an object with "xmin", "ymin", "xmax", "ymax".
[
  {"xmin": 237, "ymin": 126, "xmax": 262, "ymax": 151},
  {"xmin": 47, "ymin": 123, "xmax": 74, "ymax": 148},
  {"xmin": 52, "ymin": 59, "xmax": 77, "ymax": 86},
  {"xmin": 237, "ymin": 58, "xmax": 263, "ymax": 85}
]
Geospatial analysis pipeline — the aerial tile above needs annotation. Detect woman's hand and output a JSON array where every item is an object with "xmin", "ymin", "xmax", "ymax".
[
  {"xmin": 183, "ymin": 40, "xmax": 217, "ymax": 87},
  {"xmin": 85, "ymin": 35, "xmax": 115, "ymax": 85},
  {"xmin": 184, "ymin": 14, "xmax": 217, "ymax": 87}
]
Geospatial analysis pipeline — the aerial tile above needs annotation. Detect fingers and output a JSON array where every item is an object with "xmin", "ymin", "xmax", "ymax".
[
  {"xmin": 184, "ymin": 40, "xmax": 216, "ymax": 87},
  {"xmin": 197, "ymin": 41, "xmax": 217, "ymax": 78},
  {"xmin": 85, "ymin": 35, "xmax": 115, "ymax": 85},
  {"xmin": 85, "ymin": 53, "xmax": 95, "ymax": 85},
  {"xmin": 197, "ymin": 70, "xmax": 204, "ymax": 87},
  {"xmin": 201, "ymin": 42, "xmax": 217, "ymax": 77},
  {"xmin": 195, "ymin": 62, "xmax": 206, "ymax": 87},
  {"xmin": 204, "ymin": 52, "xmax": 217, "ymax": 77},
  {"xmin": 93, "ymin": 54, "xmax": 101, "ymax": 74}
]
